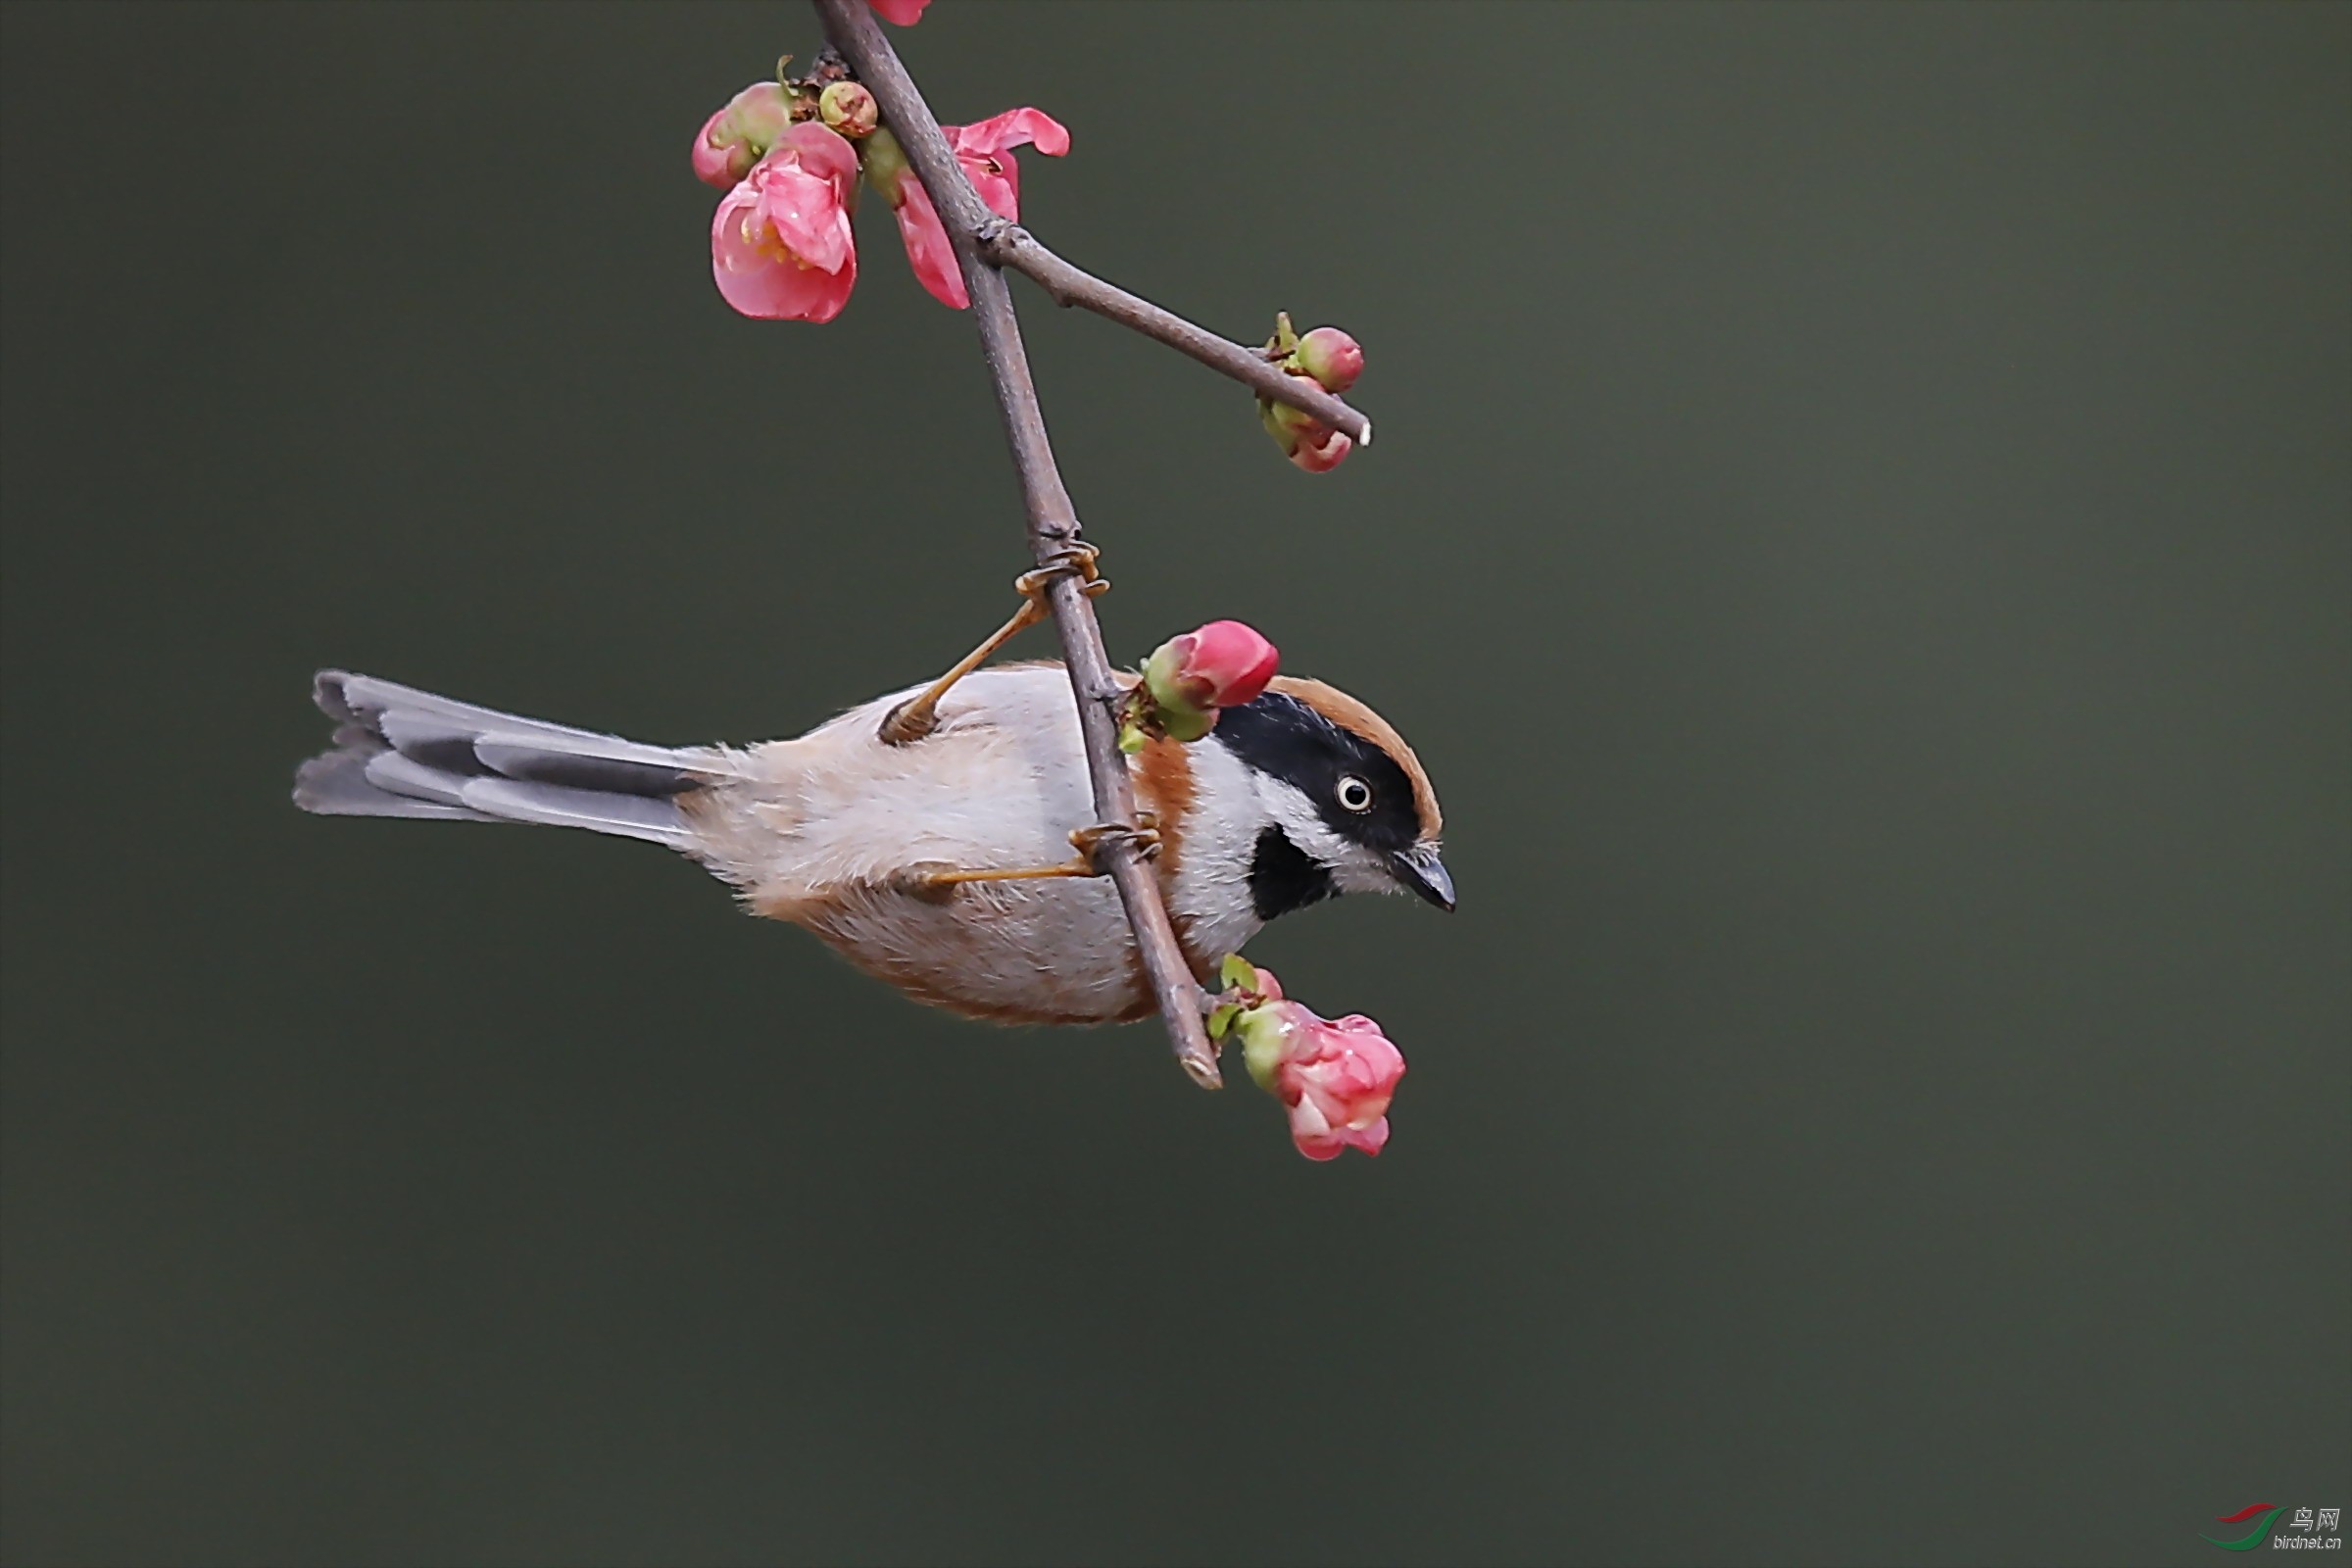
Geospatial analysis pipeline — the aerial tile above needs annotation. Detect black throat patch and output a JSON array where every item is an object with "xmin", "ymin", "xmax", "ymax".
[{"xmin": 1249, "ymin": 826, "xmax": 1337, "ymax": 920}]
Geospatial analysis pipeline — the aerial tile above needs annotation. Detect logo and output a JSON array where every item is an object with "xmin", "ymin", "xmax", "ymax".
[{"xmin": 2203, "ymin": 1504, "xmax": 2343, "ymax": 1552}]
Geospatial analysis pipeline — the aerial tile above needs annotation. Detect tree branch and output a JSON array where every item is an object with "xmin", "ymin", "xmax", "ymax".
[
  {"xmin": 815, "ymin": 0, "xmax": 1222, "ymax": 1089},
  {"xmin": 976, "ymin": 221, "xmax": 1372, "ymax": 448}
]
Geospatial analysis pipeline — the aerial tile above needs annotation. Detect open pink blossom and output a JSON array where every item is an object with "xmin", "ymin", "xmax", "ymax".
[
  {"xmin": 710, "ymin": 122, "xmax": 861, "ymax": 322},
  {"xmin": 869, "ymin": 0, "xmax": 931, "ymax": 23},
  {"xmin": 1230, "ymin": 966, "xmax": 1406, "ymax": 1161},
  {"xmin": 869, "ymin": 110, "xmax": 1070, "ymax": 309}
]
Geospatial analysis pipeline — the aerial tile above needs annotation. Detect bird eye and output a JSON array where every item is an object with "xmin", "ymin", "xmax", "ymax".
[{"xmin": 1336, "ymin": 775, "xmax": 1374, "ymax": 812}]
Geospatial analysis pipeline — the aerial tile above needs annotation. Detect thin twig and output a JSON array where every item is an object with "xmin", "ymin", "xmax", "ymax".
[
  {"xmin": 816, "ymin": 0, "xmax": 1221, "ymax": 1089},
  {"xmin": 977, "ymin": 221, "xmax": 1372, "ymax": 447}
]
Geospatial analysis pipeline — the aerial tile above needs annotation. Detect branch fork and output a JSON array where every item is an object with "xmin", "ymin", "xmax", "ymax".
[{"xmin": 971, "ymin": 220, "xmax": 1372, "ymax": 448}]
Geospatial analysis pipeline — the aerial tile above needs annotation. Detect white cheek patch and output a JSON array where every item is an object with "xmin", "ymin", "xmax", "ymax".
[{"xmin": 1257, "ymin": 778, "xmax": 1397, "ymax": 898}]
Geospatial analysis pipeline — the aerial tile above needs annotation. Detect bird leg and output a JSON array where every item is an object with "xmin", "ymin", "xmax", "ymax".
[
  {"xmin": 879, "ymin": 544, "xmax": 1106, "ymax": 745},
  {"xmin": 894, "ymin": 818, "xmax": 1159, "ymax": 895}
]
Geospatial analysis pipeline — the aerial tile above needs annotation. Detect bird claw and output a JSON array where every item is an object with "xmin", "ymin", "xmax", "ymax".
[
  {"xmin": 895, "ymin": 820, "xmax": 1153, "ymax": 895},
  {"xmin": 1068, "ymin": 816, "xmax": 1159, "ymax": 873},
  {"xmin": 880, "ymin": 544, "xmax": 1108, "ymax": 746},
  {"xmin": 1015, "ymin": 543, "xmax": 1108, "ymax": 607},
  {"xmin": 887, "ymin": 860, "xmax": 966, "ymax": 903}
]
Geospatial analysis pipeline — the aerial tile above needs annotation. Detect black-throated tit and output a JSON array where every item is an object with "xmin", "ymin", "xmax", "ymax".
[{"xmin": 295, "ymin": 662, "xmax": 1450, "ymax": 1023}]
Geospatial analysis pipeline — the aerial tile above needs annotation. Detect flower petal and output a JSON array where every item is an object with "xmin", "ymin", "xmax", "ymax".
[
  {"xmin": 951, "ymin": 107, "xmax": 1071, "ymax": 159},
  {"xmin": 757, "ymin": 163, "xmax": 854, "ymax": 276},
  {"xmin": 1179, "ymin": 620, "xmax": 1279, "ymax": 708},
  {"xmin": 868, "ymin": 0, "xmax": 931, "ymax": 23},
  {"xmin": 961, "ymin": 152, "xmax": 1020, "ymax": 223},
  {"xmin": 1290, "ymin": 425, "xmax": 1351, "ymax": 472},
  {"xmin": 711, "ymin": 187, "xmax": 858, "ymax": 321},
  {"xmin": 892, "ymin": 177, "xmax": 968, "ymax": 309},
  {"xmin": 692, "ymin": 112, "xmax": 750, "ymax": 189},
  {"xmin": 778, "ymin": 121, "xmax": 862, "ymax": 196}
]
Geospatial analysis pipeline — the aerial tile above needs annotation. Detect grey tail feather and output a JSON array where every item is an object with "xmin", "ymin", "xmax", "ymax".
[{"xmin": 292, "ymin": 671, "xmax": 734, "ymax": 847}]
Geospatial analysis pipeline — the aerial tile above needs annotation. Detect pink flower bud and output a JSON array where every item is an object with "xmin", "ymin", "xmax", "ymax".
[
  {"xmin": 1289, "ymin": 424, "xmax": 1352, "ymax": 473},
  {"xmin": 818, "ymin": 80, "xmax": 879, "ymax": 139},
  {"xmin": 710, "ymin": 122, "xmax": 861, "ymax": 323},
  {"xmin": 692, "ymin": 82, "xmax": 796, "ymax": 190},
  {"xmin": 1258, "ymin": 397, "xmax": 1353, "ymax": 473},
  {"xmin": 1229, "ymin": 976, "xmax": 1405, "ymax": 1161},
  {"xmin": 1295, "ymin": 326, "xmax": 1363, "ymax": 393},
  {"xmin": 1253, "ymin": 314, "xmax": 1359, "ymax": 470},
  {"xmin": 1138, "ymin": 620, "xmax": 1279, "ymax": 741},
  {"xmin": 869, "ymin": 0, "xmax": 931, "ymax": 22}
]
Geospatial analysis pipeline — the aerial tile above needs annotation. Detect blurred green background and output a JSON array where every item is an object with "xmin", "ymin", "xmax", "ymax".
[{"xmin": 3, "ymin": 4, "xmax": 2346, "ymax": 1564}]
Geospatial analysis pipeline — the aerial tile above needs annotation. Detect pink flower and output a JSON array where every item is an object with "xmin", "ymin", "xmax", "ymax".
[
  {"xmin": 869, "ymin": 0, "xmax": 931, "ymax": 23},
  {"xmin": 692, "ymin": 82, "xmax": 796, "ymax": 190},
  {"xmin": 1229, "ymin": 968, "xmax": 1406, "ymax": 1161},
  {"xmin": 710, "ymin": 122, "xmax": 861, "ymax": 323},
  {"xmin": 1275, "ymin": 1012, "xmax": 1405, "ymax": 1160},
  {"xmin": 867, "ymin": 111, "xmax": 1070, "ymax": 310},
  {"xmin": 1132, "ymin": 620, "xmax": 1279, "ymax": 743}
]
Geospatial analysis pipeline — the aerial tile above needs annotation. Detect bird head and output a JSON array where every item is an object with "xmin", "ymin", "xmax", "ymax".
[{"xmin": 1207, "ymin": 675, "xmax": 1451, "ymax": 920}]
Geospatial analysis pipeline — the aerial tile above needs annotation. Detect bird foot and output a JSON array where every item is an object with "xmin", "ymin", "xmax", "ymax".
[
  {"xmin": 895, "ymin": 815, "xmax": 1159, "ymax": 895},
  {"xmin": 880, "ymin": 544, "xmax": 1108, "ymax": 746}
]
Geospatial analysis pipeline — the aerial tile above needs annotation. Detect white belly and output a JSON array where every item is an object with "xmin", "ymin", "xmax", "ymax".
[{"xmin": 685, "ymin": 663, "xmax": 1262, "ymax": 1023}]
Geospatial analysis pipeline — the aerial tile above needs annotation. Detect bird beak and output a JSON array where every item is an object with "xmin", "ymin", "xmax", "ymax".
[{"xmin": 1387, "ymin": 843, "xmax": 1456, "ymax": 911}]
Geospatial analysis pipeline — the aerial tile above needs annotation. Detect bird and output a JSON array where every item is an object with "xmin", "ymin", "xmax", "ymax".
[{"xmin": 292, "ymin": 658, "xmax": 1451, "ymax": 1025}]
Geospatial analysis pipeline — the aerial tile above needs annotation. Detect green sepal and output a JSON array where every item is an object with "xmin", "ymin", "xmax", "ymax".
[
  {"xmin": 1220, "ymin": 953, "xmax": 1259, "ymax": 992},
  {"xmin": 861, "ymin": 125, "xmax": 912, "ymax": 201},
  {"xmin": 1158, "ymin": 705, "xmax": 1215, "ymax": 744},
  {"xmin": 1238, "ymin": 1007, "xmax": 1289, "ymax": 1093},
  {"xmin": 1264, "ymin": 310, "xmax": 1300, "ymax": 359},
  {"xmin": 1206, "ymin": 1002, "xmax": 1242, "ymax": 1040}
]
